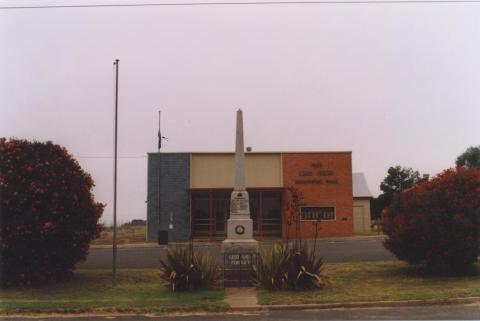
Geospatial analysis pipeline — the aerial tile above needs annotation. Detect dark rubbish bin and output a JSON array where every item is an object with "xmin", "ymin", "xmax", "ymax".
[{"xmin": 158, "ymin": 231, "xmax": 168, "ymax": 245}]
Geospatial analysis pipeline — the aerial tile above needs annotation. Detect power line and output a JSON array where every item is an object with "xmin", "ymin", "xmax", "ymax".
[
  {"xmin": 1, "ymin": 0, "xmax": 480, "ymax": 9},
  {"xmin": 75, "ymin": 155, "xmax": 147, "ymax": 159}
]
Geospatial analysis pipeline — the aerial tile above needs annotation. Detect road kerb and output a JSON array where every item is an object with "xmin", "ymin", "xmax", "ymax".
[
  {"xmin": 228, "ymin": 296, "xmax": 480, "ymax": 312},
  {"xmin": 1, "ymin": 297, "xmax": 479, "ymax": 318},
  {"xmin": 90, "ymin": 235, "xmax": 386, "ymax": 249}
]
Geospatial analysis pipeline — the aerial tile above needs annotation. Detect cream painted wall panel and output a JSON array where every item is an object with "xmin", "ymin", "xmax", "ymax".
[
  {"xmin": 191, "ymin": 154, "xmax": 234, "ymax": 188},
  {"xmin": 353, "ymin": 206, "xmax": 364, "ymax": 234},
  {"xmin": 245, "ymin": 154, "xmax": 282, "ymax": 187},
  {"xmin": 353, "ymin": 199, "xmax": 372, "ymax": 233},
  {"xmin": 191, "ymin": 154, "xmax": 282, "ymax": 188}
]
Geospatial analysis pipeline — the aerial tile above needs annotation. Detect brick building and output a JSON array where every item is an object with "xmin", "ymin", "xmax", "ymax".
[{"xmin": 146, "ymin": 151, "xmax": 372, "ymax": 242}]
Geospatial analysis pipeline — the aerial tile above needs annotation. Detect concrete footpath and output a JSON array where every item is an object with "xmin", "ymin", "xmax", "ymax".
[{"xmin": 225, "ymin": 288, "xmax": 259, "ymax": 308}]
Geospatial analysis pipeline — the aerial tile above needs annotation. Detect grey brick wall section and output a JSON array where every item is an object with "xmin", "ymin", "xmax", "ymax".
[{"xmin": 147, "ymin": 153, "xmax": 190, "ymax": 242}]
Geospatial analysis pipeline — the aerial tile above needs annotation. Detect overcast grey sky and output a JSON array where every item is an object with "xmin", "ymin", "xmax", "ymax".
[{"xmin": 1, "ymin": 0, "xmax": 479, "ymax": 224}]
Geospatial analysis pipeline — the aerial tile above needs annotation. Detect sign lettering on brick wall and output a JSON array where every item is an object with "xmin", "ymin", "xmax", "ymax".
[
  {"xmin": 295, "ymin": 162, "xmax": 339, "ymax": 185},
  {"xmin": 300, "ymin": 206, "xmax": 336, "ymax": 221}
]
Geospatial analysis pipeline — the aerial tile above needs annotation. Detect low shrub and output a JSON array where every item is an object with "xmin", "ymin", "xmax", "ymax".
[
  {"xmin": 254, "ymin": 243, "xmax": 328, "ymax": 291},
  {"xmin": 159, "ymin": 247, "xmax": 221, "ymax": 291},
  {"xmin": 382, "ymin": 168, "xmax": 480, "ymax": 272},
  {"xmin": 0, "ymin": 139, "xmax": 104, "ymax": 286}
]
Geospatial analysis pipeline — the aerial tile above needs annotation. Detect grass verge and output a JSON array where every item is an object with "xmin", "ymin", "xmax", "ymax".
[
  {"xmin": 0, "ymin": 269, "xmax": 226, "ymax": 314},
  {"xmin": 258, "ymin": 261, "xmax": 480, "ymax": 305}
]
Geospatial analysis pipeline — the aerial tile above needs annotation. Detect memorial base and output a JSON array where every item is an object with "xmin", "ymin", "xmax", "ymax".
[
  {"xmin": 222, "ymin": 238, "xmax": 258, "ymax": 253},
  {"xmin": 222, "ymin": 239, "xmax": 258, "ymax": 287}
]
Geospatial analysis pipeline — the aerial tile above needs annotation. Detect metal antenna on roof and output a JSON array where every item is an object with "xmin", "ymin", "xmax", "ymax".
[
  {"xmin": 157, "ymin": 110, "xmax": 168, "ymax": 245},
  {"xmin": 158, "ymin": 110, "xmax": 168, "ymax": 151}
]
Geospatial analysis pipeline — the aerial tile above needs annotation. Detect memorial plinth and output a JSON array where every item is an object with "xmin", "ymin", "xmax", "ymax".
[
  {"xmin": 222, "ymin": 190, "xmax": 258, "ymax": 286},
  {"xmin": 223, "ymin": 191, "xmax": 257, "ymax": 247}
]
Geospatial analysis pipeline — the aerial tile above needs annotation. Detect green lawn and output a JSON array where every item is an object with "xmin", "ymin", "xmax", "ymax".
[
  {"xmin": 3, "ymin": 262, "xmax": 479, "ymax": 314},
  {"xmin": 0, "ymin": 269, "xmax": 226, "ymax": 314},
  {"xmin": 258, "ymin": 261, "xmax": 480, "ymax": 305}
]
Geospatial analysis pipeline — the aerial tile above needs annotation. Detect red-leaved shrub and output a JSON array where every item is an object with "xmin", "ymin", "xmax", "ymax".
[
  {"xmin": 0, "ymin": 139, "xmax": 104, "ymax": 286},
  {"xmin": 382, "ymin": 168, "xmax": 480, "ymax": 271}
]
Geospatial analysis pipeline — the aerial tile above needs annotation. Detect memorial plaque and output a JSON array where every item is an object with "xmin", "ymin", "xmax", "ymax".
[
  {"xmin": 225, "ymin": 253, "xmax": 253, "ymax": 267},
  {"xmin": 224, "ymin": 252, "xmax": 256, "ymax": 287},
  {"xmin": 230, "ymin": 198, "xmax": 249, "ymax": 212}
]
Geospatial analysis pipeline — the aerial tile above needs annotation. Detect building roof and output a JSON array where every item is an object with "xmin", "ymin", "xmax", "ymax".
[
  {"xmin": 352, "ymin": 172, "xmax": 373, "ymax": 198},
  {"xmin": 147, "ymin": 151, "xmax": 352, "ymax": 155}
]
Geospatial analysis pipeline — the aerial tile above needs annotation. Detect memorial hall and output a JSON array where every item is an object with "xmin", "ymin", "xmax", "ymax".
[{"xmin": 146, "ymin": 151, "xmax": 373, "ymax": 242}]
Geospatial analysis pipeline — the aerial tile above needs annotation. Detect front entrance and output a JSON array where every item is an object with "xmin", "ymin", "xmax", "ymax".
[{"xmin": 190, "ymin": 189, "xmax": 282, "ymax": 239}]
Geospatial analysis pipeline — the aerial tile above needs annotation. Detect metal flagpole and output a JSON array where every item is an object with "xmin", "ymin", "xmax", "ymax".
[
  {"xmin": 112, "ymin": 59, "xmax": 119, "ymax": 282},
  {"xmin": 158, "ymin": 110, "xmax": 161, "ymax": 241},
  {"xmin": 158, "ymin": 110, "xmax": 161, "ymax": 151}
]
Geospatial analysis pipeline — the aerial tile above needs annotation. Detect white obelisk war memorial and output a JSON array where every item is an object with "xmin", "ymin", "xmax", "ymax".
[{"xmin": 222, "ymin": 109, "xmax": 258, "ymax": 254}]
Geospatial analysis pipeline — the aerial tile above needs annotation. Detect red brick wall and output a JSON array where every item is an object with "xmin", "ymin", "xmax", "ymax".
[{"xmin": 282, "ymin": 152, "xmax": 353, "ymax": 239}]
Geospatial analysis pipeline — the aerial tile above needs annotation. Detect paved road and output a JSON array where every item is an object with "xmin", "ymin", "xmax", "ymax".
[
  {"xmin": 4, "ymin": 303, "xmax": 480, "ymax": 320},
  {"xmin": 79, "ymin": 239, "xmax": 396, "ymax": 269}
]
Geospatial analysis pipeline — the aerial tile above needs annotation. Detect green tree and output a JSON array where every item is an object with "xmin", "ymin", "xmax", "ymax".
[
  {"xmin": 382, "ymin": 168, "xmax": 480, "ymax": 272},
  {"xmin": 372, "ymin": 166, "xmax": 429, "ymax": 220},
  {"xmin": 456, "ymin": 145, "xmax": 480, "ymax": 169},
  {"xmin": 0, "ymin": 138, "xmax": 104, "ymax": 286}
]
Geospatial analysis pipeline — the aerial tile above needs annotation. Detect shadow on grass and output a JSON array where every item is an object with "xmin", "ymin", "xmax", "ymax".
[
  {"xmin": 2, "ymin": 269, "xmax": 164, "ymax": 290},
  {"xmin": 388, "ymin": 262, "xmax": 480, "ymax": 279}
]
